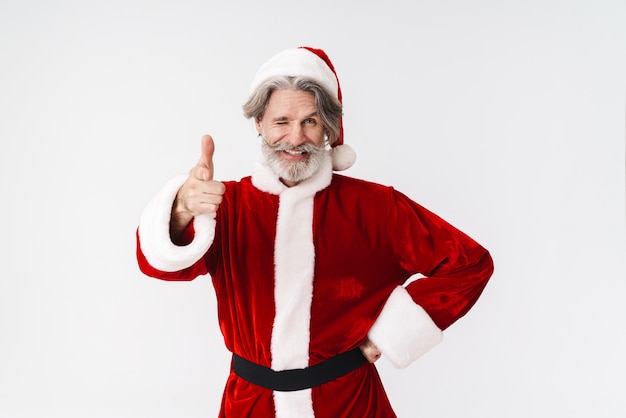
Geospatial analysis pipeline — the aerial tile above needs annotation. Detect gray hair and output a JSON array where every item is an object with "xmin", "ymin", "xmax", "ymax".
[{"xmin": 242, "ymin": 76, "xmax": 343, "ymax": 145}]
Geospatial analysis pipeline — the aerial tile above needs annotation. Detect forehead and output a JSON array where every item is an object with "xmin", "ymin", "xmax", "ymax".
[{"xmin": 265, "ymin": 89, "xmax": 317, "ymax": 117}]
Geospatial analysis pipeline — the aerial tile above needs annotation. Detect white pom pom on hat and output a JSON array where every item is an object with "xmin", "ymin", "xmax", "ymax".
[{"xmin": 249, "ymin": 46, "xmax": 356, "ymax": 171}]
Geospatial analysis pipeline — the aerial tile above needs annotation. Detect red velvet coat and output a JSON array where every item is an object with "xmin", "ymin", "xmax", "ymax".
[{"xmin": 136, "ymin": 153, "xmax": 493, "ymax": 417}]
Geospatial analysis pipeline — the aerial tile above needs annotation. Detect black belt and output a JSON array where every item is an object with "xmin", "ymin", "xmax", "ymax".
[{"xmin": 232, "ymin": 348, "xmax": 367, "ymax": 392}]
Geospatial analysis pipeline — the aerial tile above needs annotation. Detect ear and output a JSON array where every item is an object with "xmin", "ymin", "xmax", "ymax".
[{"xmin": 255, "ymin": 118, "xmax": 262, "ymax": 134}]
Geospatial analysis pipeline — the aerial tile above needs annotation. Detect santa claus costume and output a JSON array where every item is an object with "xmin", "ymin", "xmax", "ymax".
[{"xmin": 136, "ymin": 47, "xmax": 494, "ymax": 418}]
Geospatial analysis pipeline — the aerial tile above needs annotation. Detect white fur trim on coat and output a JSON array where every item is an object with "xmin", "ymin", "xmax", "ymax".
[
  {"xmin": 368, "ymin": 286, "xmax": 443, "ymax": 369},
  {"xmin": 250, "ymin": 152, "xmax": 332, "ymax": 418},
  {"xmin": 138, "ymin": 174, "xmax": 216, "ymax": 272}
]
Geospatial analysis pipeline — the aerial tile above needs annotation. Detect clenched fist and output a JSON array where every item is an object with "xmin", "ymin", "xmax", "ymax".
[{"xmin": 170, "ymin": 135, "xmax": 226, "ymax": 240}]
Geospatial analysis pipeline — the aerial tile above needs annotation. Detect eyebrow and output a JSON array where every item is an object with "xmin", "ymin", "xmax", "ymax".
[{"xmin": 271, "ymin": 112, "xmax": 319, "ymax": 122}]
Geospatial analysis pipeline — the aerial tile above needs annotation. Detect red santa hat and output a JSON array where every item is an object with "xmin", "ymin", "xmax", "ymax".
[{"xmin": 250, "ymin": 46, "xmax": 356, "ymax": 171}]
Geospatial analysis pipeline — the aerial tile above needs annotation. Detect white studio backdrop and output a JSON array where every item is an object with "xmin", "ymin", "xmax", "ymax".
[{"xmin": 1, "ymin": 1, "xmax": 625, "ymax": 417}]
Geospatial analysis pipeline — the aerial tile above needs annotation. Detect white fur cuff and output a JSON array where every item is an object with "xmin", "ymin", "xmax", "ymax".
[
  {"xmin": 138, "ymin": 175, "xmax": 216, "ymax": 272},
  {"xmin": 368, "ymin": 286, "xmax": 443, "ymax": 369}
]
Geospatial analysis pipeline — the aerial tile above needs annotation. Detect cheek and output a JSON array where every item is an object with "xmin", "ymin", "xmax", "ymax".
[
  {"xmin": 265, "ymin": 127, "xmax": 287, "ymax": 142},
  {"xmin": 306, "ymin": 127, "xmax": 326, "ymax": 146}
]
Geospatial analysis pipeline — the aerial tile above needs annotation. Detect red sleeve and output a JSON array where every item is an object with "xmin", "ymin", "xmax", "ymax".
[
  {"xmin": 135, "ymin": 226, "xmax": 209, "ymax": 282},
  {"xmin": 391, "ymin": 190, "xmax": 494, "ymax": 330}
]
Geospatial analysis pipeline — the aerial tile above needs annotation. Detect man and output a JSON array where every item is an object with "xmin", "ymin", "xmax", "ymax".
[{"xmin": 136, "ymin": 46, "xmax": 494, "ymax": 418}]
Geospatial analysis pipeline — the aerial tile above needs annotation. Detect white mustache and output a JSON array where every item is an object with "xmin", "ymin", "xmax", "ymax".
[{"xmin": 262, "ymin": 137, "xmax": 325, "ymax": 154}]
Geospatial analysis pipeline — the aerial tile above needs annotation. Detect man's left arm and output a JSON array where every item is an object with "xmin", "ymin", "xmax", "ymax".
[{"xmin": 367, "ymin": 189, "xmax": 494, "ymax": 368}]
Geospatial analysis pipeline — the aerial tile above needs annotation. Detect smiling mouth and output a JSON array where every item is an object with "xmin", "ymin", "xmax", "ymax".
[{"xmin": 283, "ymin": 149, "xmax": 307, "ymax": 156}]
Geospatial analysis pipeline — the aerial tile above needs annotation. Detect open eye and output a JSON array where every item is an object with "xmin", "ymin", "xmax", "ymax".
[{"xmin": 303, "ymin": 118, "xmax": 317, "ymax": 125}]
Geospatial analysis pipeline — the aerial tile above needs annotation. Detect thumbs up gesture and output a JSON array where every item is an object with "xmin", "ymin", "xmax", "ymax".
[{"xmin": 171, "ymin": 135, "xmax": 226, "ymax": 239}]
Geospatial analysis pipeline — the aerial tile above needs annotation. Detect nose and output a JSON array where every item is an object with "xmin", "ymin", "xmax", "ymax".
[{"xmin": 285, "ymin": 123, "xmax": 306, "ymax": 146}]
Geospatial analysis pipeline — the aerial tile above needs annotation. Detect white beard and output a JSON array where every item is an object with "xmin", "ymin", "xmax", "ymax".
[{"xmin": 261, "ymin": 139, "xmax": 326, "ymax": 184}]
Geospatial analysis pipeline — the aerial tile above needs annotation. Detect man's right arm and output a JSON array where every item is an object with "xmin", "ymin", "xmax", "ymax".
[{"xmin": 136, "ymin": 135, "xmax": 225, "ymax": 278}]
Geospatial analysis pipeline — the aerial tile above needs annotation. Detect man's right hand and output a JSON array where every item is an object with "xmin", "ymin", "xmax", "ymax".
[{"xmin": 170, "ymin": 135, "xmax": 226, "ymax": 240}]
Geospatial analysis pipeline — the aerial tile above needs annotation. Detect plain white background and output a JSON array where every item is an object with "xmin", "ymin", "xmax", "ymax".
[{"xmin": 1, "ymin": 1, "xmax": 625, "ymax": 417}]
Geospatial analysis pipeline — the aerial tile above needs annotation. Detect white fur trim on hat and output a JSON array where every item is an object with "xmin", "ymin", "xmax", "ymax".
[{"xmin": 249, "ymin": 48, "xmax": 339, "ymax": 99}]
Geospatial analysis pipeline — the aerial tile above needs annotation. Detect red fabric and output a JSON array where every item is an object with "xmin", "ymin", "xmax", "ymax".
[{"xmin": 136, "ymin": 174, "xmax": 493, "ymax": 417}]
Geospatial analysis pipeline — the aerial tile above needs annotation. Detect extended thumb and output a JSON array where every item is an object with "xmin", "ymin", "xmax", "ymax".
[
  {"xmin": 198, "ymin": 135, "xmax": 215, "ymax": 180},
  {"xmin": 199, "ymin": 135, "xmax": 215, "ymax": 166}
]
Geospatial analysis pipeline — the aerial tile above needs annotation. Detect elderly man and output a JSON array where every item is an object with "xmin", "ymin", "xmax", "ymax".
[{"xmin": 136, "ymin": 46, "xmax": 494, "ymax": 418}]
